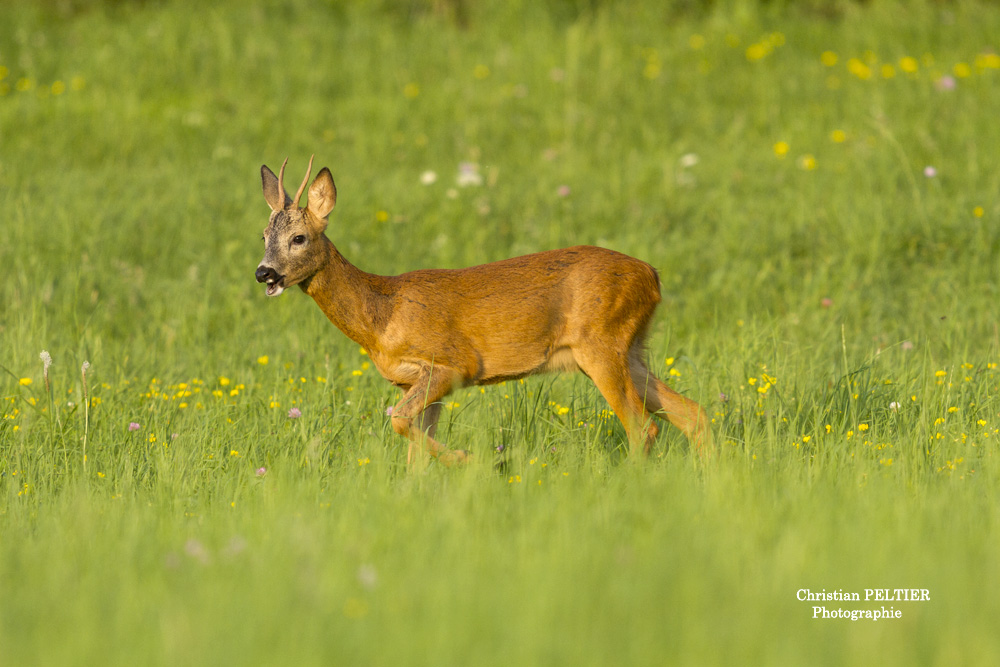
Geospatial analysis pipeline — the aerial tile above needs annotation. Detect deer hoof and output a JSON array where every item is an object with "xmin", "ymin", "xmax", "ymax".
[{"xmin": 438, "ymin": 449, "xmax": 471, "ymax": 467}]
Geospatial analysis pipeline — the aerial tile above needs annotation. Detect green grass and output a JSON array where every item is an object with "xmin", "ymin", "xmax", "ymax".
[{"xmin": 2, "ymin": 0, "xmax": 1000, "ymax": 664}]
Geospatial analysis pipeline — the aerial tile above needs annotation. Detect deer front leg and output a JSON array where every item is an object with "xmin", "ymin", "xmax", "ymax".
[
  {"xmin": 390, "ymin": 367, "xmax": 470, "ymax": 467},
  {"xmin": 406, "ymin": 401, "xmax": 443, "ymax": 464}
]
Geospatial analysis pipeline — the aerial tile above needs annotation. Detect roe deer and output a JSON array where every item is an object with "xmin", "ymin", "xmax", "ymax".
[{"xmin": 255, "ymin": 157, "xmax": 713, "ymax": 465}]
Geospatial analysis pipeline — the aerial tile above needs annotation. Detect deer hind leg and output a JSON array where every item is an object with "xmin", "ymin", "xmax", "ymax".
[
  {"xmin": 390, "ymin": 367, "xmax": 469, "ymax": 467},
  {"xmin": 576, "ymin": 351, "xmax": 659, "ymax": 457},
  {"xmin": 628, "ymin": 352, "xmax": 714, "ymax": 459}
]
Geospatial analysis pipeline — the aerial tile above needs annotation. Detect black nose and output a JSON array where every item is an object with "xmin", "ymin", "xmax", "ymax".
[{"xmin": 256, "ymin": 266, "xmax": 278, "ymax": 283}]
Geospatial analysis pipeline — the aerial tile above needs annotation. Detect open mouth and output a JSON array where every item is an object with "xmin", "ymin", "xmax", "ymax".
[
  {"xmin": 256, "ymin": 265, "xmax": 286, "ymax": 297},
  {"xmin": 265, "ymin": 278, "xmax": 285, "ymax": 297}
]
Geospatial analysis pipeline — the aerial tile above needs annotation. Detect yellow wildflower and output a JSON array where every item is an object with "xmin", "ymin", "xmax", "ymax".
[
  {"xmin": 899, "ymin": 56, "xmax": 919, "ymax": 73},
  {"xmin": 847, "ymin": 58, "xmax": 872, "ymax": 80}
]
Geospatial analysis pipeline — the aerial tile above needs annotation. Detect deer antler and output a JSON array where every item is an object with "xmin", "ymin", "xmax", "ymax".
[
  {"xmin": 276, "ymin": 158, "xmax": 289, "ymax": 209},
  {"xmin": 293, "ymin": 154, "xmax": 315, "ymax": 209}
]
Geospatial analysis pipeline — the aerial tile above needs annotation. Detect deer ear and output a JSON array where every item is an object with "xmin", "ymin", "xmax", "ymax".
[
  {"xmin": 307, "ymin": 167, "xmax": 337, "ymax": 222},
  {"xmin": 261, "ymin": 165, "xmax": 291, "ymax": 212}
]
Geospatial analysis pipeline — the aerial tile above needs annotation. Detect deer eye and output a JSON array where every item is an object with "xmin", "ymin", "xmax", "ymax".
[{"xmin": 292, "ymin": 235, "xmax": 306, "ymax": 245}]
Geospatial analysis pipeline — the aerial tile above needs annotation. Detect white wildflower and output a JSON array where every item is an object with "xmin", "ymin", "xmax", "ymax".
[
  {"xmin": 456, "ymin": 162, "xmax": 483, "ymax": 187},
  {"xmin": 679, "ymin": 153, "xmax": 699, "ymax": 168}
]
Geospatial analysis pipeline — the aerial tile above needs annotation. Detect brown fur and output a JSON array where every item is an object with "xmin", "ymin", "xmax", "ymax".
[{"xmin": 257, "ymin": 158, "xmax": 713, "ymax": 465}]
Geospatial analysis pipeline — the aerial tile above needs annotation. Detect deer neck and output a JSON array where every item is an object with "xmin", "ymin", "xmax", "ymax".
[{"xmin": 301, "ymin": 238, "xmax": 393, "ymax": 352}]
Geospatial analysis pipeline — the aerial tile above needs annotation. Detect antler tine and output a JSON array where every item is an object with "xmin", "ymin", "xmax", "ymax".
[
  {"xmin": 293, "ymin": 154, "xmax": 315, "ymax": 209},
  {"xmin": 277, "ymin": 158, "xmax": 289, "ymax": 209}
]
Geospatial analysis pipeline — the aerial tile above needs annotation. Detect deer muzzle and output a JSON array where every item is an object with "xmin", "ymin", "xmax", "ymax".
[{"xmin": 255, "ymin": 265, "xmax": 285, "ymax": 297}]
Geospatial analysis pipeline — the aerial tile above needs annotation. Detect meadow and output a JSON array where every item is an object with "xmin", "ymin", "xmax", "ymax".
[{"xmin": 2, "ymin": 0, "xmax": 1000, "ymax": 663}]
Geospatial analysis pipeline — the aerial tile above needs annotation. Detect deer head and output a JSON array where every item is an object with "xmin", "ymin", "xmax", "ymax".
[{"xmin": 256, "ymin": 155, "xmax": 338, "ymax": 296}]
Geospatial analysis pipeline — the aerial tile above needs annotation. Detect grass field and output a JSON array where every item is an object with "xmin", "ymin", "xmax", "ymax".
[{"xmin": 2, "ymin": 0, "xmax": 1000, "ymax": 664}]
